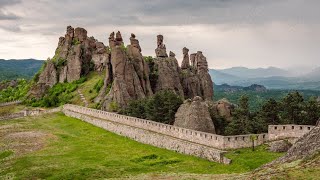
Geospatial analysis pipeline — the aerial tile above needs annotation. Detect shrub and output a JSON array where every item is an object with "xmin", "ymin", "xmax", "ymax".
[
  {"xmin": 72, "ymin": 38, "xmax": 81, "ymax": 45},
  {"xmin": 0, "ymin": 79, "xmax": 30, "ymax": 103},
  {"xmin": 109, "ymin": 101, "xmax": 119, "ymax": 112},
  {"xmin": 26, "ymin": 78, "xmax": 86, "ymax": 107},
  {"xmin": 122, "ymin": 90, "xmax": 183, "ymax": 124},
  {"xmin": 93, "ymin": 79, "xmax": 104, "ymax": 93}
]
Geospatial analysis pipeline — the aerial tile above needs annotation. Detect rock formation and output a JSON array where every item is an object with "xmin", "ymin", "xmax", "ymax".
[
  {"xmin": 155, "ymin": 35, "xmax": 168, "ymax": 57},
  {"xmin": 153, "ymin": 56, "xmax": 185, "ymax": 98},
  {"xmin": 181, "ymin": 47, "xmax": 190, "ymax": 69},
  {"xmin": 101, "ymin": 34, "xmax": 214, "ymax": 110},
  {"xmin": 274, "ymin": 125, "xmax": 320, "ymax": 163},
  {"xmin": 38, "ymin": 60, "xmax": 58, "ymax": 87},
  {"xmin": 194, "ymin": 51, "xmax": 214, "ymax": 100},
  {"xmin": 101, "ymin": 32, "xmax": 152, "ymax": 110},
  {"xmin": 0, "ymin": 80, "xmax": 18, "ymax": 91},
  {"xmin": 268, "ymin": 140, "xmax": 292, "ymax": 153},
  {"xmin": 29, "ymin": 26, "xmax": 215, "ymax": 112},
  {"xmin": 174, "ymin": 96, "xmax": 216, "ymax": 133},
  {"xmin": 210, "ymin": 98, "xmax": 235, "ymax": 121},
  {"xmin": 180, "ymin": 48, "xmax": 214, "ymax": 100},
  {"xmin": 29, "ymin": 26, "xmax": 110, "ymax": 98}
]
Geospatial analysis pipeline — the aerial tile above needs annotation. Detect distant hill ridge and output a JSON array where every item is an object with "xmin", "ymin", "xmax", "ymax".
[
  {"xmin": 210, "ymin": 66, "xmax": 320, "ymax": 90},
  {"xmin": 0, "ymin": 59, "xmax": 44, "ymax": 81}
]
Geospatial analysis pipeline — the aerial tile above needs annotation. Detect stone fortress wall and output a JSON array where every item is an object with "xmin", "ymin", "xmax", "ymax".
[
  {"xmin": 62, "ymin": 104, "xmax": 315, "ymax": 163},
  {"xmin": 63, "ymin": 104, "xmax": 269, "ymax": 150},
  {"xmin": 64, "ymin": 109, "xmax": 231, "ymax": 164},
  {"xmin": 268, "ymin": 124, "xmax": 315, "ymax": 141}
]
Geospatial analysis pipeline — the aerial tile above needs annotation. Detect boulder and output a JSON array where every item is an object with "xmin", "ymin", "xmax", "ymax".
[
  {"xmin": 174, "ymin": 96, "xmax": 216, "ymax": 133},
  {"xmin": 268, "ymin": 140, "xmax": 292, "ymax": 152},
  {"xmin": 211, "ymin": 98, "xmax": 235, "ymax": 120}
]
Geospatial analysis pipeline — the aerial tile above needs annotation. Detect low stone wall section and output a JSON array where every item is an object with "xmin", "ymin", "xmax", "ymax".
[
  {"xmin": 0, "ymin": 107, "xmax": 62, "ymax": 121},
  {"xmin": 63, "ymin": 104, "xmax": 268, "ymax": 150},
  {"xmin": 0, "ymin": 112, "xmax": 24, "ymax": 121},
  {"xmin": 0, "ymin": 101, "xmax": 22, "ymax": 107},
  {"xmin": 63, "ymin": 108, "xmax": 231, "ymax": 164},
  {"xmin": 268, "ymin": 124, "xmax": 315, "ymax": 141}
]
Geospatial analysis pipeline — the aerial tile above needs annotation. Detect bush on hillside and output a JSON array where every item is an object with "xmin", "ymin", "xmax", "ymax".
[
  {"xmin": 123, "ymin": 90, "xmax": 183, "ymax": 124},
  {"xmin": 0, "ymin": 79, "xmax": 30, "ymax": 103},
  {"xmin": 25, "ymin": 77, "xmax": 87, "ymax": 107}
]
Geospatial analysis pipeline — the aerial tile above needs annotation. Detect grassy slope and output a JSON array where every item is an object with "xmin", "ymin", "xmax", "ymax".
[
  {"xmin": 0, "ymin": 113, "xmax": 283, "ymax": 179},
  {"xmin": 70, "ymin": 71, "xmax": 105, "ymax": 107}
]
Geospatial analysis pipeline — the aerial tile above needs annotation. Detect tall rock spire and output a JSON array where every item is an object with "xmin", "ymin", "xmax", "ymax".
[
  {"xmin": 181, "ymin": 47, "xmax": 190, "ymax": 69},
  {"xmin": 155, "ymin": 35, "xmax": 168, "ymax": 57}
]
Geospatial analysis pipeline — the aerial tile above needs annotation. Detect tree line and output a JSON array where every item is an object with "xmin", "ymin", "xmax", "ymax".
[{"xmin": 220, "ymin": 91, "xmax": 319, "ymax": 135}]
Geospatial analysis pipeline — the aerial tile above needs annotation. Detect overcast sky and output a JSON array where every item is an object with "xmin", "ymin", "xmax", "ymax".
[{"xmin": 0, "ymin": 0, "xmax": 319, "ymax": 69}]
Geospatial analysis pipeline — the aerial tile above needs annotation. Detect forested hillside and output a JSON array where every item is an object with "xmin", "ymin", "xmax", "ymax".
[{"xmin": 0, "ymin": 59, "xmax": 44, "ymax": 81}]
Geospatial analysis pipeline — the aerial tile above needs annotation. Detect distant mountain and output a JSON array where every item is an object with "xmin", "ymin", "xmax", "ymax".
[
  {"xmin": 218, "ymin": 66, "xmax": 292, "ymax": 78},
  {"xmin": 210, "ymin": 66, "xmax": 320, "ymax": 90},
  {"xmin": 0, "ymin": 59, "xmax": 44, "ymax": 81},
  {"xmin": 215, "ymin": 83, "xmax": 267, "ymax": 92},
  {"xmin": 303, "ymin": 67, "xmax": 320, "ymax": 81},
  {"xmin": 209, "ymin": 69, "xmax": 241, "ymax": 84}
]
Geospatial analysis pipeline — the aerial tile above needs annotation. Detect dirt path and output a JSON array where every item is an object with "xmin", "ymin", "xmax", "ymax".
[{"xmin": 77, "ymin": 89, "xmax": 88, "ymax": 107}]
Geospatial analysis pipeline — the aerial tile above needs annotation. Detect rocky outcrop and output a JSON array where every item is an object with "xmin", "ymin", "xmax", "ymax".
[
  {"xmin": 100, "ymin": 34, "xmax": 214, "ymax": 110},
  {"xmin": 30, "ymin": 26, "xmax": 215, "ymax": 111},
  {"xmin": 38, "ymin": 61, "xmax": 57, "ymax": 87},
  {"xmin": 194, "ymin": 51, "xmax": 214, "ymax": 100},
  {"xmin": 29, "ymin": 26, "xmax": 110, "ymax": 98},
  {"xmin": 181, "ymin": 47, "xmax": 190, "ymax": 69},
  {"xmin": 210, "ymin": 98, "xmax": 235, "ymax": 121},
  {"xmin": 0, "ymin": 80, "xmax": 18, "ymax": 91},
  {"xmin": 180, "ymin": 48, "xmax": 214, "ymax": 100},
  {"xmin": 268, "ymin": 140, "xmax": 292, "ymax": 153},
  {"xmin": 153, "ymin": 56, "xmax": 185, "ymax": 98},
  {"xmin": 155, "ymin": 35, "xmax": 168, "ymax": 57},
  {"xmin": 101, "ymin": 32, "xmax": 152, "ymax": 110},
  {"xmin": 174, "ymin": 96, "xmax": 216, "ymax": 133},
  {"xmin": 127, "ymin": 33, "xmax": 153, "ymax": 96},
  {"xmin": 273, "ymin": 125, "xmax": 320, "ymax": 163}
]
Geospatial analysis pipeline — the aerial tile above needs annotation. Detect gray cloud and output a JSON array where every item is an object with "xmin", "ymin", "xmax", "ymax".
[
  {"xmin": 0, "ymin": 0, "xmax": 319, "ymax": 70},
  {"xmin": 0, "ymin": 0, "xmax": 21, "ymax": 6},
  {"xmin": 0, "ymin": 10, "xmax": 20, "ymax": 20}
]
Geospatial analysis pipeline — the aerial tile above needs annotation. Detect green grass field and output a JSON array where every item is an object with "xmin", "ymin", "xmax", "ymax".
[{"xmin": 0, "ymin": 113, "xmax": 284, "ymax": 179}]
